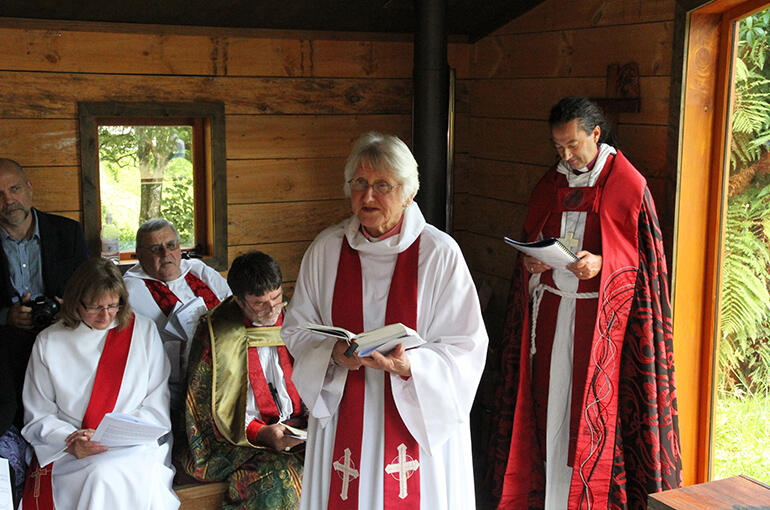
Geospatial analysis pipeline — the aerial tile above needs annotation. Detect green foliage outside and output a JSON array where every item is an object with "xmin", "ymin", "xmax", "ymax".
[
  {"xmin": 715, "ymin": 8, "xmax": 770, "ymax": 482},
  {"xmin": 712, "ymin": 392, "xmax": 770, "ymax": 482},
  {"xmin": 730, "ymin": 8, "xmax": 770, "ymax": 173},
  {"xmin": 98, "ymin": 125, "xmax": 195, "ymax": 252}
]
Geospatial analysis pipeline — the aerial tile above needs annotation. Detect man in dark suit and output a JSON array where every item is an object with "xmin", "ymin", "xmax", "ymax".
[{"xmin": 0, "ymin": 158, "xmax": 88, "ymax": 427}]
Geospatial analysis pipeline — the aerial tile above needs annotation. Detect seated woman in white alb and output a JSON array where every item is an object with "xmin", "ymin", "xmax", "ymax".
[{"xmin": 20, "ymin": 257, "xmax": 179, "ymax": 510}]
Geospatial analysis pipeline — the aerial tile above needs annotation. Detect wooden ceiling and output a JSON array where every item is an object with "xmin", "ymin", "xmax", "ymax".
[{"xmin": 0, "ymin": 0, "xmax": 543, "ymax": 41}]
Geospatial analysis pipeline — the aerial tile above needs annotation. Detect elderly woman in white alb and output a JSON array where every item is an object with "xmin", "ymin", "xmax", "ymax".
[
  {"xmin": 20, "ymin": 258, "xmax": 178, "ymax": 510},
  {"xmin": 282, "ymin": 132, "xmax": 488, "ymax": 510}
]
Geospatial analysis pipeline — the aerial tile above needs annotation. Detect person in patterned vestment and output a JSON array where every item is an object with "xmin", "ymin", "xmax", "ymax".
[
  {"xmin": 488, "ymin": 97, "xmax": 682, "ymax": 510},
  {"xmin": 177, "ymin": 251, "xmax": 304, "ymax": 510}
]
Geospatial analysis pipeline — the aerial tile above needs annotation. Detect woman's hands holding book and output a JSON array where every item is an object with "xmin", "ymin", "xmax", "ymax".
[
  {"xmin": 331, "ymin": 339, "xmax": 362, "ymax": 370},
  {"xmin": 359, "ymin": 344, "xmax": 411, "ymax": 378},
  {"xmin": 331, "ymin": 338, "xmax": 412, "ymax": 378}
]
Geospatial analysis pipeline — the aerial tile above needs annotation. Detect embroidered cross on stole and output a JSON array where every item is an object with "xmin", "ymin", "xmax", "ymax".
[{"xmin": 328, "ymin": 235, "xmax": 422, "ymax": 509}]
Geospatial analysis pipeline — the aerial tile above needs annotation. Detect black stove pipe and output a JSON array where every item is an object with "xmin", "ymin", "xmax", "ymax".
[{"xmin": 412, "ymin": 0, "xmax": 449, "ymax": 232}]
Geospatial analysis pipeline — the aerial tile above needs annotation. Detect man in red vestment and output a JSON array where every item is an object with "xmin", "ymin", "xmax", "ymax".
[{"xmin": 488, "ymin": 97, "xmax": 682, "ymax": 509}]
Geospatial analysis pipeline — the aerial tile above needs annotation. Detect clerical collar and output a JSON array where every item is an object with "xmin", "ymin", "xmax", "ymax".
[
  {"xmin": 361, "ymin": 215, "xmax": 404, "ymax": 242},
  {"xmin": 242, "ymin": 313, "xmax": 279, "ymax": 328},
  {"xmin": 571, "ymin": 151, "xmax": 600, "ymax": 175}
]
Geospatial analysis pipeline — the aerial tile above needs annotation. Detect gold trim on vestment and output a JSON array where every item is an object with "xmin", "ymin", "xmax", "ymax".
[{"xmin": 208, "ymin": 297, "xmax": 283, "ymax": 447}]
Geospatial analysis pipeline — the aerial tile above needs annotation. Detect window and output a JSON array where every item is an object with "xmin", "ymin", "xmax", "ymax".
[
  {"xmin": 710, "ymin": 6, "xmax": 770, "ymax": 483},
  {"xmin": 675, "ymin": 0, "xmax": 770, "ymax": 484},
  {"xmin": 78, "ymin": 102, "xmax": 227, "ymax": 270}
]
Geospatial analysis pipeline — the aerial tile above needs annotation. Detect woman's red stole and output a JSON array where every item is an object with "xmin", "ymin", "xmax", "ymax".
[
  {"xmin": 327, "ymin": 235, "xmax": 421, "ymax": 509},
  {"xmin": 22, "ymin": 315, "xmax": 136, "ymax": 510}
]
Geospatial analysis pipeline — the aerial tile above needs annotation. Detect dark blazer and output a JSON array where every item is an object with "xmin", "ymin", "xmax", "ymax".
[
  {"xmin": 1, "ymin": 209, "xmax": 88, "ymax": 428},
  {"xmin": 0, "ymin": 208, "xmax": 88, "ymax": 308}
]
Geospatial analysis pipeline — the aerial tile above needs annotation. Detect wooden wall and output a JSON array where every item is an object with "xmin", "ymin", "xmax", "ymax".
[
  {"xmin": 0, "ymin": 18, "xmax": 469, "ymax": 294},
  {"xmin": 456, "ymin": 0, "xmax": 678, "ymax": 342},
  {"xmin": 0, "ymin": 5, "xmax": 677, "ymax": 321}
]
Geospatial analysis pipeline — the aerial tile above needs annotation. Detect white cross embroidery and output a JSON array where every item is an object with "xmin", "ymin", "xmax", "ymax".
[
  {"xmin": 332, "ymin": 448, "xmax": 360, "ymax": 501},
  {"xmin": 384, "ymin": 443, "xmax": 420, "ymax": 499},
  {"xmin": 562, "ymin": 231, "xmax": 580, "ymax": 251}
]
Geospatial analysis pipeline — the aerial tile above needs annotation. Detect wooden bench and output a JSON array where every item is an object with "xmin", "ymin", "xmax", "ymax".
[
  {"xmin": 176, "ymin": 482, "xmax": 227, "ymax": 510},
  {"xmin": 648, "ymin": 475, "xmax": 770, "ymax": 509}
]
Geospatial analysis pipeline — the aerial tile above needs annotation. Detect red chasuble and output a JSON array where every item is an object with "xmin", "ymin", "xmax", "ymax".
[
  {"xmin": 327, "ymin": 235, "xmax": 421, "ymax": 510},
  {"xmin": 495, "ymin": 151, "xmax": 682, "ymax": 509},
  {"xmin": 23, "ymin": 315, "xmax": 136, "ymax": 510},
  {"xmin": 144, "ymin": 272, "xmax": 221, "ymax": 316}
]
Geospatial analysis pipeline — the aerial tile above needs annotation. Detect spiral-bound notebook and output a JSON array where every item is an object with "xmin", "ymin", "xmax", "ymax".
[{"xmin": 504, "ymin": 237, "xmax": 579, "ymax": 269}]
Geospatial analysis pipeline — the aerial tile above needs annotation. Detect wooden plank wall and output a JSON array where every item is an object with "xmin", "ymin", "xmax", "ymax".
[
  {"xmin": 0, "ymin": 19, "xmax": 470, "ymax": 294},
  {"xmin": 457, "ymin": 0, "xmax": 678, "ymax": 343}
]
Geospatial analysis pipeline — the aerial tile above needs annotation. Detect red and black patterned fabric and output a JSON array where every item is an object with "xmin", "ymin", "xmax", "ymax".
[
  {"xmin": 607, "ymin": 188, "xmax": 681, "ymax": 508},
  {"xmin": 486, "ymin": 152, "xmax": 682, "ymax": 510}
]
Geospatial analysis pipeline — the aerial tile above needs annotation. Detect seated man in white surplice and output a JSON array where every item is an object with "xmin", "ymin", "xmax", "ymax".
[
  {"xmin": 20, "ymin": 257, "xmax": 179, "ymax": 510},
  {"xmin": 123, "ymin": 218, "xmax": 231, "ymax": 412}
]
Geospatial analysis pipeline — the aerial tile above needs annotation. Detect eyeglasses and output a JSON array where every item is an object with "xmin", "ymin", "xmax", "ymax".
[
  {"xmin": 142, "ymin": 240, "xmax": 180, "ymax": 255},
  {"xmin": 81, "ymin": 302, "xmax": 122, "ymax": 314},
  {"xmin": 348, "ymin": 177, "xmax": 400, "ymax": 195},
  {"xmin": 243, "ymin": 291, "xmax": 285, "ymax": 314},
  {"xmin": 252, "ymin": 300, "xmax": 287, "ymax": 313}
]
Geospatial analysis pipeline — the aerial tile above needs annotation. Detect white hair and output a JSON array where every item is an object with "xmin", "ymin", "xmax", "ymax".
[{"xmin": 343, "ymin": 132, "xmax": 419, "ymax": 202}]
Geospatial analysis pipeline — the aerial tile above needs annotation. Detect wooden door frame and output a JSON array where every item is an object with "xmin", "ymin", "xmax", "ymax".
[{"xmin": 673, "ymin": 0, "xmax": 769, "ymax": 485}]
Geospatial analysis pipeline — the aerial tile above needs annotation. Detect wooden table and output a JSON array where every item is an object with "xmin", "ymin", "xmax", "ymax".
[{"xmin": 648, "ymin": 475, "xmax": 770, "ymax": 509}]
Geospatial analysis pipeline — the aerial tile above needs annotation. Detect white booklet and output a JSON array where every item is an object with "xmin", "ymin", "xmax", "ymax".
[
  {"xmin": 0, "ymin": 459, "xmax": 12, "ymax": 510},
  {"xmin": 503, "ymin": 236, "xmax": 579, "ymax": 270},
  {"xmin": 282, "ymin": 423, "xmax": 307, "ymax": 441},
  {"xmin": 301, "ymin": 322, "xmax": 424, "ymax": 357},
  {"xmin": 91, "ymin": 412, "xmax": 168, "ymax": 447}
]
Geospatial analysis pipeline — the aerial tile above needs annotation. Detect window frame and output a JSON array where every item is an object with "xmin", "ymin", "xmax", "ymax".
[
  {"xmin": 674, "ymin": 0, "xmax": 769, "ymax": 484},
  {"xmin": 78, "ymin": 102, "xmax": 228, "ymax": 271}
]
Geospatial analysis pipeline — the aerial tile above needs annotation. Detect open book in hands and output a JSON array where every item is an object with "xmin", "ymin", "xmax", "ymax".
[{"xmin": 301, "ymin": 322, "xmax": 425, "ymax": 358}]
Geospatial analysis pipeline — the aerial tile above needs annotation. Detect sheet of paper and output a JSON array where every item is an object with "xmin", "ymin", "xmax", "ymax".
[
  {"xmin": 91, "ymin": 412, "xmax": 168, "ymax": 447},
  {"xmin": 173, "ymin": 296, "xmax": 208, "ymax": 342},
  {"xmin": 0, "ymin": 459, "xmax": 12, "ymax": 510},
  {"xmin": 162, "ymin": 302, "xmax": 186, "ymax": 342}
]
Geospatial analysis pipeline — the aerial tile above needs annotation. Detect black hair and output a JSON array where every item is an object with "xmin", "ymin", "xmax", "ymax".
[
  {"xmin": 548, "ymin": 96, "xmax": 617, "ymax": 147},
  {"xmin": 227, "ymin": 251, "xmax": 282, "ymax": 300}
]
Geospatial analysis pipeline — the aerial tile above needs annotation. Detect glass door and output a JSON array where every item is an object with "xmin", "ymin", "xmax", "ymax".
[{"xmin": 714, "ymin": 6, "xmax": 770, "ymax": 483}]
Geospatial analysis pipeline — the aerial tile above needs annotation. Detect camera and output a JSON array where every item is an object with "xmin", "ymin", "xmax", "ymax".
[{"xmin": 29, "ymin": 296, "xmax": 60, "ymax": 330}]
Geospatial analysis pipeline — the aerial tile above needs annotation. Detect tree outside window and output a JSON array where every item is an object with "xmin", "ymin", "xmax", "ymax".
[
  {"xmin": 98, "ymin": 124, "xmax": 195, "ymax": 251},
  {"xmin": 78, "ymin": 102, "xmax": 227, "ymax": 270}
]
